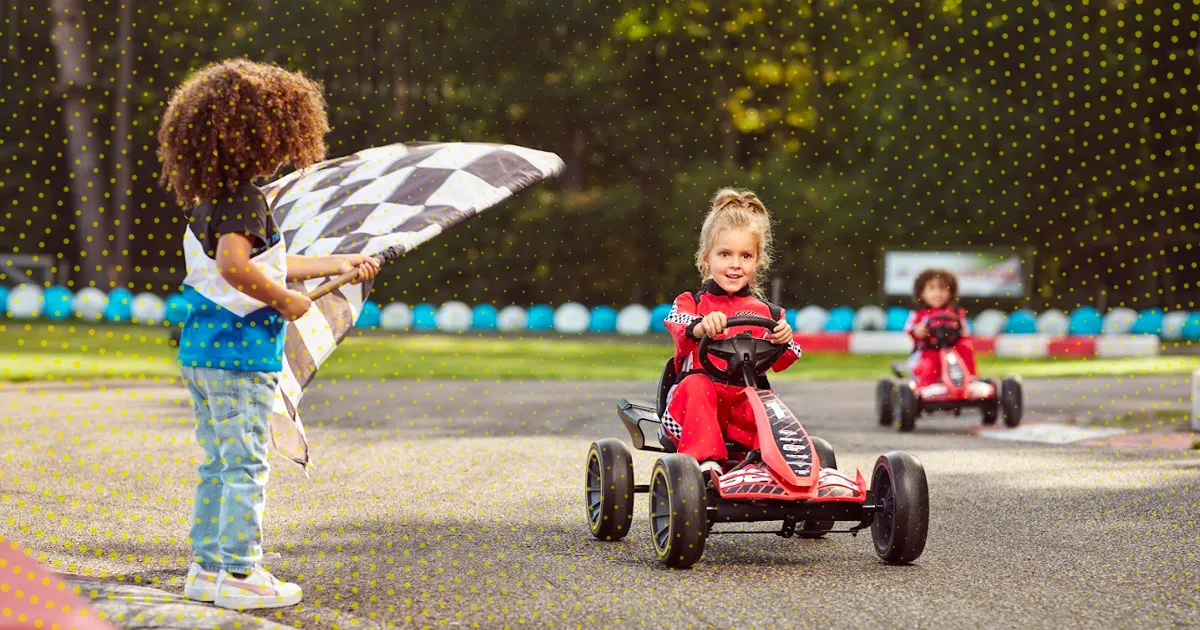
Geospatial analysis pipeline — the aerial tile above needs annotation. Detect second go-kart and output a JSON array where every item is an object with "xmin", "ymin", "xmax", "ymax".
[
  {"xmin": 585, "ymin": 316, "xmax": 930, "ymax": 569},
  {"xmin": 877, "ymin": 312, "xmax": 1023, "ymax": 432}
]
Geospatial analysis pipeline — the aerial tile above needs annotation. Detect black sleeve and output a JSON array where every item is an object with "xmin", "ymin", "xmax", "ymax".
[{"xmin": 210, "ymin": 185, "xmax": 270, "ymax": 251}]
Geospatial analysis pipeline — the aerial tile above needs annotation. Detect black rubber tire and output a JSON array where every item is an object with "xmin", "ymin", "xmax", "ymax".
[
  {"xmin": 980, "ymin": 378, "xmax": 999, "ymax": 426},
  {"xmin": 585, "ymin": 439, "xmax": 635, "ymax": 541},
  {"xmin": 897, "ymin": 385, "xmax": 918, "ymax": 433},
  {"xmin": 648, "ymin": 454, "xmax": 709, "ymax": 569},
  {"xmin": 1001, "ymin": 377, "xmax": 1023, "ymax": 427},
  {"xmin": 876, "ymin": 380, "xmax": 895, "ymax": 426},
  {"xmin": 869, "ymin": 451, "xmax": 930, "ymax": 564},
  {"xmin": 799, "ymin": 436, "xmax": 838, "ymax": 539}
]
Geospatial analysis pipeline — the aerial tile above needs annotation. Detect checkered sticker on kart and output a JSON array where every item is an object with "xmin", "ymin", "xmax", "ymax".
[{"xmin": 258, "ymin": 142, "xmax": 564, "ymax": 469}]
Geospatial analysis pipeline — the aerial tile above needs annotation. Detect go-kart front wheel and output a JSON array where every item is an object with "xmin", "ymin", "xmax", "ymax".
[
  {"xmin": 585, "ymin": 439, "xmax": 635, "ymax": 541},
  {"xmin": 869, "ymin": 451, "xmax": 929, "ymax": 565},
  {"xmin": 895, "ymin": 384, "xmax": 918, "ymax": 432},
  {"xmin": 876, "ymin": 380, "xmax": 895, "ymax": 426},
  {"xmin": 648, "ymin": 454, "xmax": 709, "ymax": 569},
  {"xmin": 1001, "ymin": 377, "xmax": 1023, "ymax": 427},
  {"xmin": 980, "ymin": 378, "xmax": 999, "ymax": 426},
  {"xmin": 799, "ymin": 436, "xmax": 838, "ymax": 539}
]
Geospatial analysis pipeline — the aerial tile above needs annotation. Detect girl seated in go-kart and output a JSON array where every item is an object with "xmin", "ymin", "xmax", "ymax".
[
  {"xmin": 902, "ymin": 268, "xmax": 979, "ymax": 388},
  {"xmin": 660, "ymin": 188, "xmax": 804, "ymax": 478}
]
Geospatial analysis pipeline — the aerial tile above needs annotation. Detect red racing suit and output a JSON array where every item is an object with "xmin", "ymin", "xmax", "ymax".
[
  {"xmin": 661, "ymin": 280, "xmax": 803, "ymax": 464},
  {"xmin": 903, "ymin": 306, "xmax": 978, "ymax": 387}
]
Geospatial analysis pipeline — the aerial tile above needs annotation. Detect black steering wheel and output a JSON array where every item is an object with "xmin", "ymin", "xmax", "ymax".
[
  {"xmin": 697, "ymin": 316, "xmax": 789, "ymax": 385},
  {"xmin": 923, "ymin": 312, "xmax": 963, "ymax": 349}
]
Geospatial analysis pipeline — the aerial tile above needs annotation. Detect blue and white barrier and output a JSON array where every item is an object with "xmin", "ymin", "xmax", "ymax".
[{"xmin": 3, "ymin": 285, "xmax": 1196, "ymax": 356}]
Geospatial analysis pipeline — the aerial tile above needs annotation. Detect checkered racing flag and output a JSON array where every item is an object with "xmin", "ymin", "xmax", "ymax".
[{"xmin": 258, "ymin": 142, "xmax": 564, "ymax": 470}]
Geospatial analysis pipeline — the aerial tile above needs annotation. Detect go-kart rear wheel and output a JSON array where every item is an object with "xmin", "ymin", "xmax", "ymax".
[
  {"xmin": 585, "ymin": 439, "xmax": 635, "ymax": 541},
  {"xmin": 648, "ymin": 454, "xmax": 709, "ymax": 569},
  {"xmin": 876, "ymin": 380, "xmax": 895, "ymax": 426},
  {"xmin": 980, "ymin": 378, "xmax": 999, "ymax": 426},
  {"xmin": 1001, "ymin": 377, "xmax": 1023, "ymax": 427},
  {"xmin": 895, "ymin": 384, "xmax": 918, "ymax": 432},
  {"xmin": 799, "ymin": 437, "xmax": 838, "ymax": 539},
  {"xmin": 869, "ymin": 451, "xmax": 929, "ymax": 565}
]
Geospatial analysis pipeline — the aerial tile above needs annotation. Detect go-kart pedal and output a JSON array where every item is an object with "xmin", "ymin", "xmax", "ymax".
[
  {"xmin": 592, "ymin": 315, "xmax": 931, "ymax": 570},
  {"xmin": 726, "ymin": 448, "xmax": 762, "ymax": 473}
]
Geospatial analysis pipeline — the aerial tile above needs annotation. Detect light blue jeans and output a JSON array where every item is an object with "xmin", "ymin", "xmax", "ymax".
[{"xmin": 181, "ymin": 365, "xmax": 279, "ymax": 574}]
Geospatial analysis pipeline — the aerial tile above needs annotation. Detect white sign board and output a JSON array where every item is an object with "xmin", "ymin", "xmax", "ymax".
[{"xmin": 883, "ymin": 250, "xmax": 1027, "ymax": 298}]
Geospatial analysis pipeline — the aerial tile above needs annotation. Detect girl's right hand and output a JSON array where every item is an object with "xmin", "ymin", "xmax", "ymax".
[
  {"xmin": 277, "ymin": 290, "xmax": 313, "ymax": 321},
  {"xmin": 696, "ymin": 312, "xmax": 728, "ymax": 338}
]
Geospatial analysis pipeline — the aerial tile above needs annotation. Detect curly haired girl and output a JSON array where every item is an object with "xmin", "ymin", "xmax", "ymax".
[
  {"xmin": 158, "ymin": 58, "xmax": 378, "ymax": 611},
  {"xmin": 903, "ymin": 267, "xmax": 978, "ymax": 385}
]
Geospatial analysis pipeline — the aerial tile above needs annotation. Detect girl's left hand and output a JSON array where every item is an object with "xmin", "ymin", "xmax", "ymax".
[
  {"xmin": 337, "ymin": 254, "xmax": 381, "ymax": 284},
  {"xmin": 772, "ymin": 318, "xmax": 793, "ymax": 346}
]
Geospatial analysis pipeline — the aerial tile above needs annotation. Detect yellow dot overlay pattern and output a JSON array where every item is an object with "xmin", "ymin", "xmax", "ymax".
[{"xmin": 1, "ymin": 1, "xmax": 1198, "ymax": 629}]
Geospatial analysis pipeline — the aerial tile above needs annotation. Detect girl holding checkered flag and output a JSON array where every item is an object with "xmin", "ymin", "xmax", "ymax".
[{"xmin": 157, "ymin": 58, "xmax": 378, "ymax": 611}]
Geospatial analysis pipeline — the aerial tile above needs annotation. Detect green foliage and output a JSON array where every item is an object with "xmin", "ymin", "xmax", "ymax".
[{"xmin": 1, "ymin": 0, "xmax": 1196, "ymax": 311}]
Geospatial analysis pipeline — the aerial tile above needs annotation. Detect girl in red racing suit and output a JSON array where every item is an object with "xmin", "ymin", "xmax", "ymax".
[
  {"xmin": 660, "ymin": 188, "xmax": 802, "ymax": 477},
  {"xmin": 902, "ymin": 268, "xmax": 978, "ymax": 388}
]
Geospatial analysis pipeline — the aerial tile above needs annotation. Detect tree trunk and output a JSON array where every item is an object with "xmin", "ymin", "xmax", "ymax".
[
  {"xmin": 50, "ymin": 0, "xmax": 111, "ymax": 289},
  {"xmin": 562, "ymin": 123, "xmax": 585, "ymax": 193},
  {"xmin": 110, "ymin": 0, "xmax": 134, "ymax": 289},
  {"xmin": 716, "ymin": 65, "xmax": 736, "ymax": 166}
]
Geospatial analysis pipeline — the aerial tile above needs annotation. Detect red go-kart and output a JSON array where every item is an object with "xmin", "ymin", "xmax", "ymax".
[
  {"xmin": 585, "ymin": 316, "xmax": 930, "ymax": 569},
  {"xmin": 877, "ymin": 312, "xmax": 1023, "ymax": 432}
]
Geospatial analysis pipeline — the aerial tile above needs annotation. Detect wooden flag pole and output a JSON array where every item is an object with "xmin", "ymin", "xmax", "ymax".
[{"xmin": 302, "ymin": 244, "xmax": 408, "ymax": 301}]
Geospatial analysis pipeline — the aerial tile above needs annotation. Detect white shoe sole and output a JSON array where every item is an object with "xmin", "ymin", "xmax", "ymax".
[
  {"xmin": 214, "ymin": 590, "xmax": 302, "ymax": 610},
  {"xmin": 183, "ymin": 585, "xmax": 217, "ymax": 602}
]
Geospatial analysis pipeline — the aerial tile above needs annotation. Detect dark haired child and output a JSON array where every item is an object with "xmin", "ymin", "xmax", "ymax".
[
  {"xmin": 902, "ymin": 268, "xmax": 978, "ymax": 387},
  {"xmin": 158, "ymin": 58, "xmax": 379, "ymax": 610}
]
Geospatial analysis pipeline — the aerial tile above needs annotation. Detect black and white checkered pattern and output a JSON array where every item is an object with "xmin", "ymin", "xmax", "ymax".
[
  {"xmin": 664, "ymin": 305, "xmax": 701, "ymax": 328},
  {"xmin": 257, "ymin": 142, "xmax": 564, "ymax": 469},
  {"xmin": 660, "ymin": 409, "xmax": 683, "ymax": 440}
]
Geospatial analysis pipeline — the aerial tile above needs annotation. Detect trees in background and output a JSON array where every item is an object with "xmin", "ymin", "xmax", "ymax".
[{"xmin": 3, "ymin": 0, "xmax": 1196, "ymax": 311}]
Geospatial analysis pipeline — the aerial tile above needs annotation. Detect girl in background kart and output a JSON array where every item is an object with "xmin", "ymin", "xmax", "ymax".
[
  {"xmin": 902, "ymin": 268, "xmax": 979, "ymax": 387},
  {"xmin": 660, "ymin": 188, "xmax": 803, "ymax": 477}
]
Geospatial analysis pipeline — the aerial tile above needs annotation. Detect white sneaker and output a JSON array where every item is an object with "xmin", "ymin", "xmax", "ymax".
[
  {"xmin": 182, "ymin": 562, "xmax": 219, "ymax": 602},
  {"xmin": 213, "ymin": 565, "xmax": 302, "ymax": 610}
]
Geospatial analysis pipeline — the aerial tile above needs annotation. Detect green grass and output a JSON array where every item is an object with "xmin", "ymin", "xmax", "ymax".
[{"xmin": 0, "ymin": 322, "xmax": 1196, "ymax": 383}]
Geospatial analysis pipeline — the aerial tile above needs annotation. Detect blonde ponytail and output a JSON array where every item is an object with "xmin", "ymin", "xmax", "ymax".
[{"xmin": 694, "ymin": 187, "xmax": 774, "ymax": 297}]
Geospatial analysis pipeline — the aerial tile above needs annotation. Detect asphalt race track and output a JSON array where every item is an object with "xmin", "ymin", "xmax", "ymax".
[{"xmin": 0, "ymin": 374, "xmax": 1196, "ymax": 629}]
